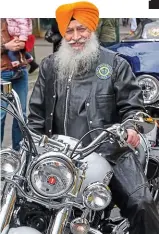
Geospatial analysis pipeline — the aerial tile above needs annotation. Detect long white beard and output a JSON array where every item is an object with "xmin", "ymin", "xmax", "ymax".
[{"xmin": 54, "ymin": 32, "xmax": 100, "ymax": 80}]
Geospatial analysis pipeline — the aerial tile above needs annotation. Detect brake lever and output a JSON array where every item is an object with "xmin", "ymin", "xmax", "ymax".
[{"xmin": 116, "ymin": 125, "xmax": 139, "ymax": 155}]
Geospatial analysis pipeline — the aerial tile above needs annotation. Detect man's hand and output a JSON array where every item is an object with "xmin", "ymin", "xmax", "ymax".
[
  {"xmin": 126, "ymin": 129, "xmax": 140, "ymax": 148},
  {"xmin": 4, "ymin": 38, "xmax": 20, "ymax": 51}
]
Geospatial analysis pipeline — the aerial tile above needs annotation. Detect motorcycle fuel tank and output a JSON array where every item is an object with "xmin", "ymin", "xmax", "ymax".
[{"xmin": 52, "ymin": 135, "xmax": 113, "ymax": 201}]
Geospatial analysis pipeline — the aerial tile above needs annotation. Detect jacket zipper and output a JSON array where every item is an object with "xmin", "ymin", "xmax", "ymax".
[{"xmin": 64, "ymin": 72, "xmax": 73, "ymax": 135}]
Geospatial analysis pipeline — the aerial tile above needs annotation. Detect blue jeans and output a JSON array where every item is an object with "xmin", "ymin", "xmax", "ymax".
[
  {"xmin": 8, "ymin": 50, "xmax": 32, "ymax": 62},
  {"xmin": 1, "ymin": 68, "xmax": 28, "ymax": 150}
]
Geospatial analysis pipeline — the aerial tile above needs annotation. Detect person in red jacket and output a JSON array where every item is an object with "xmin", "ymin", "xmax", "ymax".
[{"xmin": 6, "ymin": 18, "xmax": 38, "ymax": 75}]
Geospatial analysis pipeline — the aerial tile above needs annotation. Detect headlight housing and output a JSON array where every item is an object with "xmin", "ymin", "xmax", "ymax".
[
  {"xmin": 83, "ymin": 183, "xmax": 111, "ymax": 211},
  {"xmin": 0, "ymin": 150, "xmax": 21, "ymax": 177},
  {"xmin": 27, "ymin": 152, "xmax": 75, "ymax": 199},
  {"xmin": 138, "ymin": 75, "xmax": 159, "ymax": 104}
]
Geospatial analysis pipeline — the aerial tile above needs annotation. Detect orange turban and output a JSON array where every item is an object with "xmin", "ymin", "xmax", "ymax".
[{"xmin": 56, "ymin": 1, "xmax": 99, "ymax": 37}]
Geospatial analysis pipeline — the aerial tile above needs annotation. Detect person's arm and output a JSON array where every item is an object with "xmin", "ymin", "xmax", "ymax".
[
  {"xmin": 16, "ymin": 18, "xmax": 32, "ymax": 41},
  {"xmin": 28, "ymin": 58, "xmax": 47, "ymax": 135},
  {"xmin": 1, "ymin": 38, "xmax": 20, "ymax": 54},
  {"xmin": 101, "ymin": 19, "xmax": 116, "ymax": 42},
  {"xmin": 114, "ymin": 56, "xmax": 145, "ymax": 147},
  {"xmin": 114, "ymin": 55, "xmax": 145, "ymax": 122}
]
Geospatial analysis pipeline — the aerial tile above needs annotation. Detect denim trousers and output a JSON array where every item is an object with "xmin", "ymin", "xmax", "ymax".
[
  {"xmin": 1, "ymin": 68, "xmax": 28, "ymax": 150},
  {"xmin": 7, "ymin": 50, "xmax": 32, "ymax": 62}
]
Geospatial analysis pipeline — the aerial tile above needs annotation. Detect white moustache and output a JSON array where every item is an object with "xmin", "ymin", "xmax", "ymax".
[{"xmin": 68, "ymin": 39, "xmax": 87, "ymax": 44}]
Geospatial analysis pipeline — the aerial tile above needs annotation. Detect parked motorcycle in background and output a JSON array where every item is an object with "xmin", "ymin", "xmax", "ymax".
[
  {"xmin": 108, "ymin": 19, "xmax": 159, "ymax": 204},
  {"xmin": 109, "ymin": 19, "xmax": 159, "ymax": 145},
  {"xmin": 0, "ymin": 81, "xmax": 159, "ymax": 234}
]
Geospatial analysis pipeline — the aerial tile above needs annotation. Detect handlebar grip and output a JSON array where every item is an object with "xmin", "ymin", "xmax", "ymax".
[
  {"xmin": 1, "ymin": 80, "xmax": 12, "ymax": 95},
  {"xmin": 123, "ymin": 130, "xmax": 128, "ymax": 141}
]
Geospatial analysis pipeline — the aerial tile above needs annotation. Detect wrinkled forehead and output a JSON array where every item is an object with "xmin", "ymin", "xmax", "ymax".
[{"xmin": 67, "ymin": 19, "xmax": 87, "ymax": 30}]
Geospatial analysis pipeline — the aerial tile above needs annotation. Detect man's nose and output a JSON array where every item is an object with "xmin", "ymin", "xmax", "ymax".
[{"xmin": 72, "ymin": 30, "xmax": 81, "ymax": 41}]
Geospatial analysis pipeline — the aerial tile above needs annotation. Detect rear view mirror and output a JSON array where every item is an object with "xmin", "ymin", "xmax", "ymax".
[
  {"xmin": 122, "ymin": 112, "xmax": 156, "ymax": 134},
  {"xmin": 133, "ymin": 112, "xmax": 156, "ymax": 134}
]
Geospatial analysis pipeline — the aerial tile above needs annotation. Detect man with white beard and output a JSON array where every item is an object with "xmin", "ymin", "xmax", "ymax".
[
  {"xmin": 28, "ymin": 2, "xmax": 159, "ymax": 233},
  {"xmin": 54, "ymin": 32, "xmax": 99, "ymax": 80}
]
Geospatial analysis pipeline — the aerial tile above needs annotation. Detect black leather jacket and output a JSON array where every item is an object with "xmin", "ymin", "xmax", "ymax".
[{"xmin": 28, "ymin": 47, "xmax": 145, "ymax": 161}]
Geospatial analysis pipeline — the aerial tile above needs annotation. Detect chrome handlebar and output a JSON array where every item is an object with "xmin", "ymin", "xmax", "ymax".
[{"xmin": 0, "ymin": 81, "xmax": 143, "ymax": 155}]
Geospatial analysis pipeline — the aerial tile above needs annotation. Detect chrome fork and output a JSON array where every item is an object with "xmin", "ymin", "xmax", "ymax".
[
  {"xmin": 0, "ymin": 149, "xmax": 26, "ymax": 232},
  {"xmin": 48, "ymin": 206, "xmax": 71, "ymax": 234}
]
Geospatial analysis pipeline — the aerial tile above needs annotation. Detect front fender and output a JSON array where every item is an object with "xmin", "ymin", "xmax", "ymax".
[{"xmin": 7, "ymin": 227, "xmax": 42, "ymax": 234}]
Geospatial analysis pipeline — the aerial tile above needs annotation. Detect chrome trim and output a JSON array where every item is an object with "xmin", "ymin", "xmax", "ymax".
[
  {"xmin": 49, "ymin": 207, "xmax": 71, "ymax": 234},
  {"xmin": 27, "ymin": 151, "xmax": 76, "ymax": 199},
  {"xmin": 0, "ymin": 148, "xmax": 21, "ymax": 177},
  {"xmin": 12, "ymin": 89, "xmax": 24, "ymax": 121},
  {"xmin": 121, "ymin": 39, "xmax": 159, "ymax": 42},
  {"xmin": 145, "ymin": 104, "xmax": 159, "ymax": 109},
  {"xmin": 1, "ymin": 81, "xmax": 12, "ymax": 95},
  {"xmin": 2, "ymin": 178, "xmax": 85, "ymax": 210},
  {"xmin": 29, "ymin": 151, "xmax": 75, "ymax": 170},
  {"xmin": 0, "ymin": 149, "xmax": 26, "ymax": 232},
  {"xmin": 89, "ymin": 228, "xmax": 103, "ymax": 234},
  {"xmin": 138, "ymin": 75, "xmax": 159, "ymax": 104},
  {"xmin": 64, "ymin": 73, "xmax": 73, "ymax": 135},
  {"xmin": 83, "ymin": 182, "xmax": 112, "ymax": 211},
  {"xmin": 30, "ymin": 131, "xmax": 66, "ymax": 150},
  {"xmin": 111, "ymin": 218, "xmax": 129, "ymax": 234},
  {"xmin": 0, "ymin": 187, "xmax": 16, "ymax": 232},
  {"xmin": 1, "ymin": 224, "xmax": 9, "ymax": 234},
  {"xmin": 74, "ymin": 131, "xmax": 108, "ymax": 154}
]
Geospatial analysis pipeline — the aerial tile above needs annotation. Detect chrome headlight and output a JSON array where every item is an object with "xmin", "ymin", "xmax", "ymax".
[
  {"xmin": 83, "ymin": 183, "xmax": 111, "ymax": 211},
  {"xmin": 0, "ymin": 149, "xmax": 21, "ymax": 177},
  {"xmin": 138, "ymin": 75, "xmax": 159, "ymax": 104},
  {"xmin": 70, "ymin": 218, "xmax": 90, "ymax": 234},
  {"xmin": 28, "ymin": 152, "xmax": 75, "ymax": 199}
]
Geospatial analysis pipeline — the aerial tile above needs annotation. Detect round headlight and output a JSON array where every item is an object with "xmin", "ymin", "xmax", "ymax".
[
  {"xmin": 28, "ymin": 152, "xmax": 75, "ymax": 199},
  {"xmin": 83, "ymin": 183, "xmax": 111, "ymax": 211},
  {"xmin": 70, "ymin": 218, "xmax": 90, "ymax": 234},
  {"xmin": 138, "ymin": 75, "xmax": 159, "ymax": 104},
  {"xmin": 0, "ymin": 150, "xmax": 21, "ymax": 177}
]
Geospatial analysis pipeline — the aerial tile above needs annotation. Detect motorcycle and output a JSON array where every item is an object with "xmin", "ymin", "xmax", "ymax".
[
  {"xmin": 108, "ymin": 20, "xmax": 159, "ymax": 146},
  {"xmin": 108, "ymin": 21, "xmax": 159, "ymax": 204},
  {"xmin": 0, "ymin": 80, "xmax": 159, "ymax": 234}
]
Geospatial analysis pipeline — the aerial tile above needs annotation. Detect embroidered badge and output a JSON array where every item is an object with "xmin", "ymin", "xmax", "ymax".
[{"xmin": 96, "ymin": 64, "xmax": 113, "ymax": 80}]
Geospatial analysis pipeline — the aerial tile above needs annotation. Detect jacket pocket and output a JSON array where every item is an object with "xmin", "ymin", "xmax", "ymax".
[
  {"xmin": 96, "ymin": 94, "xmax": 115, "ymax": 109},
  {"xmin": 95, "ymin": 94, "xmax": 117, "ymax": 123}
]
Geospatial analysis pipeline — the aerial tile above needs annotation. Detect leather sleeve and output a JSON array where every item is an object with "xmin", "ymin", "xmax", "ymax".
[
  {"xmin": 28, "ymin": 58, "xmax": 46, "ymax": 135},
  {"xmin": 113, "ymin": 55, "xmax": 145, "ymax": 124}
]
